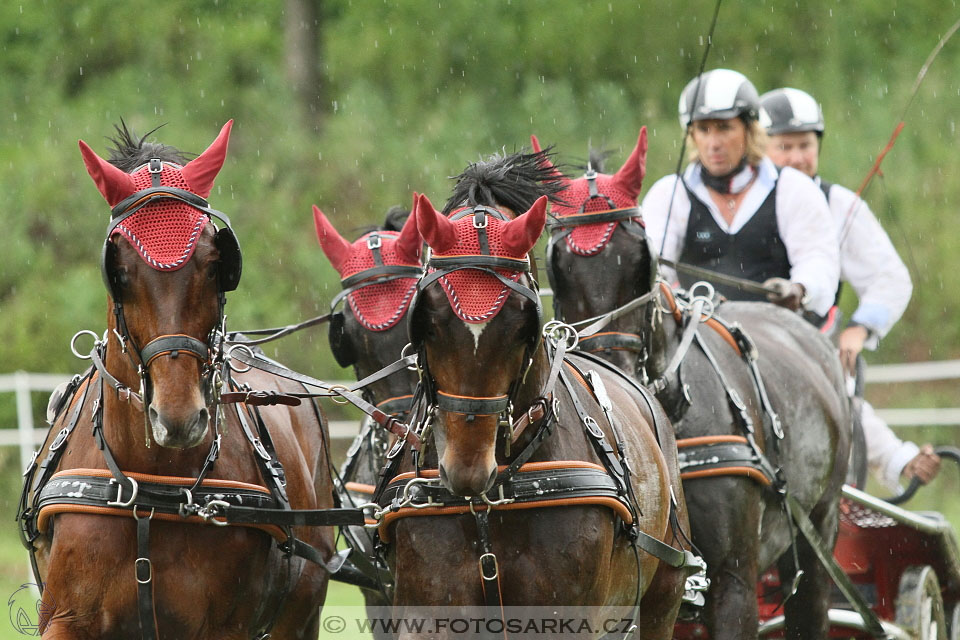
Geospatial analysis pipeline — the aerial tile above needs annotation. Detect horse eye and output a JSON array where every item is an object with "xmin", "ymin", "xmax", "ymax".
[
  {"xmin": 206, "ymin": 263, "xmax": 218, "ymax": 281},
  {"xmin": 116, "ymin": 268, "xmax": 130, "ymax": 288}
]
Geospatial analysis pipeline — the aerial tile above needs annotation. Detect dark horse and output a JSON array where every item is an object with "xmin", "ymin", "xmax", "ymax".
[
  {"xmin": 542, "ymin": 128, "xmax": 850, "ymax": 639},
  {"xmin": 367, "ymin": 148, "xmax": 698, "ymax": 639},
  {"xmin": 20, "ymin": 122, "xmax": 337, "ymax": 639},
  {"xmin": 311, "ymin": 200, "xmax": 423, "ymax": 619}
]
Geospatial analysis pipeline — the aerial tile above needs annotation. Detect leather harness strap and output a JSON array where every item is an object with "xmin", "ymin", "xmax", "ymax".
[{"xmin": 659, "ymin": 282, "xmax": 741, "ymax": 356}]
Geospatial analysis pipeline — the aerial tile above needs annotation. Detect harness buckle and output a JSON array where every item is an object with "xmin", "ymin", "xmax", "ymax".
[
  {"xmin": 366, "ymin": 233, "xmax": 382, "ymax": 250},
  {"xmin": 107, "ymin": 477, "xmax": 139, "ymax": 508},
  {"xmin": 135, "ymin": 557, "xmax": 153, "ymax": 584},
  {"xmin": 148, "ymin": 158, "xmax": 163, "ymax": 175},
  {"xmin": 197, "ymin": 499, "xmax": 230, "ymax": 526},
  {"xmin": 583, "ymin": 416, "xmax": 605, "ymax": 439},
  {"xmin": 478, "ymin": 552, "xmax": 499, "ymax": 580},
  {"xmin": 472, "ymin": 208, "xmax": 488, "ymax": 229}
]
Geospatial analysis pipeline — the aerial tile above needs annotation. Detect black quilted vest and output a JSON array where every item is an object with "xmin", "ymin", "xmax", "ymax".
[{"xmin": 678, "ymin": 181, "xmax": 790, "ymax": 301}]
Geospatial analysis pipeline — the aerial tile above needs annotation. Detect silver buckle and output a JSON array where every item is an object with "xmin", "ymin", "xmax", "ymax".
[
  {"xmin": 366, "ymin": 233, "xmax": 382, "ymax": 250},
  {"xmin": 107, "ymin": 477, "xmax": 139, "ymax": 507},
  {"xmin": 479, "ymin": 552, "xmax": 499, "ymax": 580},
  {"xmin": 135, "ymin": 557, "xmax": 153, "ymax": 584}
]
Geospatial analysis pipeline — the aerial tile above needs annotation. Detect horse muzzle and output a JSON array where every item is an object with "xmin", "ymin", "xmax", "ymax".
[{"xmin": 148, "ymin": 404, "xmax": 210, "ymax": 449}]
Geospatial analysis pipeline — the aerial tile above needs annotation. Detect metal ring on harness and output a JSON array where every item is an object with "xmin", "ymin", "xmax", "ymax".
[
  {"xmin": 542, "ymin": 320, "xmax": 579, "ymax": 350},
  {"xmin": 328, "ymin": 384, "xmax": 351, "ymax": 405},
  {"xmin": 71, "ymin": 330, "xmax": 101, "ymax": 360},
  {"xmin": 226, "ymin": 344, "xmax": 254, "ymax": 373}
]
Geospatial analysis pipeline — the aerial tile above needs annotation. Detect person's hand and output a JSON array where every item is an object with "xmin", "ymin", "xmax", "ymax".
[
  {"xmin": 762, "ymin": 277, "xmax": 806, "ymax": 311},
  {"xmin": 901, "ymin": 444, "xmax": 942, "ymax": 484},
  {"xmin": 838, "ymin": 325, "xmax": 868, "ymax": 376}
]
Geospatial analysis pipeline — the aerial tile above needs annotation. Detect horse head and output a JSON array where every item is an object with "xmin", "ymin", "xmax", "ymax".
[
  {"xmin": 312, "ymin": 198, "xmax": 423, "ymax": 417},
  {"xmin": 79, "ymin": 121, "xmax": 238, "ymax": 449},
  {"xmin": 539, "ymin": 128, "xmax": 663, "ymax": 378},
  {"xmin": 413, "ymin": 192, "xmax": 548, "ymax": 496}
]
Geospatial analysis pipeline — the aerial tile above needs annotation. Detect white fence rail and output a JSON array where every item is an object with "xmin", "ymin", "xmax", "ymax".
[{"xmin": 4, "ymin": 359, "xmax": 960, "ymax": 472}]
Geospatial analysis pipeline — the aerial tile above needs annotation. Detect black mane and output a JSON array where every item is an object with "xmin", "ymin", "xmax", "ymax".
[
  {"xmin": 442, "ymin": 148, "xmax": 568, "ymax": 215},
  {"xmin": 106, "ymin": 119, "xmax": 193, "ymax": 172}
]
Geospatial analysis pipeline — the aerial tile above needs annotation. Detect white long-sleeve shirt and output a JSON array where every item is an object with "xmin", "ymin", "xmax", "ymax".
[
  {"xmin": 822, "ymin": 179, "xmax": 912, "ymax": 345},
  {"xmin": 860, "ymin": 399, "xmax": 919, "ymax": 491},
  {"xmin": 642, "ymin": 158, "xmax": 840, "ymax": 315}
]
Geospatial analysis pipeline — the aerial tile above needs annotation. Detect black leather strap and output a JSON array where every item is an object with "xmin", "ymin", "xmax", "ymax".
[
  {"xmin": 436, "ymin": 391, "xmax": 509, "ymax": 416},
  {"xmin": 140, "ymin": 334, "xmax": 209, "ymax": 367},
  {"xmin": 547, "ymin": 206, "xmax": 642, "ymax": 228},
  {"xmin": 135, "ymin": 511, "xmax": 158, "ymax": 640}
]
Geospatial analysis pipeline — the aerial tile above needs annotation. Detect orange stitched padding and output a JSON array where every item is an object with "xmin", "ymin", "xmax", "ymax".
[
  {"xmin": 437, "ymin": 390, "xmax": 508, "ymax": 401},
  {"xmin": 39, "ymin": 469, "xmax": 287, "ymax": 539},
  {"xmin": 376, "ymin": 394, "xmax": 414, "ymax": 408},
  {"xmin": 345, "ymin": 482, "xmax": 376, "ymax": 495},
  {"xmin": 378, "ymin": 496, "xmax": 634, "ymax": 543},
  {"xmin": 387, "ymin": 460, "xmax": 609, "ymax": 485},
  {"xmin": 36, "ymin": 504, "xmax": 288, "ymax": 542},
  {"xmin": 676, "ymin": 435, "xmax": 749, "ymax": 448},
  {"xmin": 563, "ymin": 361, "xmax": 591, "ymax": 389},
  {"xmin": 680, "ymin": 466, "xmax": 772, "ymax": 486},
  {"xmin": 659, "ymin": 282, "xmax": 741, "ymax": 356},
  {"xmin": 50, "ymin": 468, "xmax": 275, "ymax": 494}
]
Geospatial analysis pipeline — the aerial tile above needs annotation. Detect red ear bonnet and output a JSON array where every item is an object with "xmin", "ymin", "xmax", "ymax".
[
  {"xmin": 312, "ymin": 205, "xmax": 353, "ymax": 274},
  {"xmin": 394, "ymin": 194, "xmax": 422, "ymax": 265},
  {"xmin": 501, "ymin": 196, "xmax": 548, "ymax": 256},
  {"xmin": 180, "ymin": 120, "xmax": 233, "ymax": 198},
  {"xmin": 611, "ymin": 126, "xmax": 647, "ymax": 200},
  {"xmin": 78, "ymin": 140, "xmax": 138, "ymax": 206},
  {"xmin": 414, "ymin": 194, "xmax": 458, "ymax": 254},
  {"xmin": 80, "ymin": 121, "xmax": 235, "ymax": 272}
]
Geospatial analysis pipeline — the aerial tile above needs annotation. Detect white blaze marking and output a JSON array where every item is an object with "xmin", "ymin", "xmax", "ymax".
[{"xmin": 465, "ymin": 321, "xmax": 488, "ymax": 353}]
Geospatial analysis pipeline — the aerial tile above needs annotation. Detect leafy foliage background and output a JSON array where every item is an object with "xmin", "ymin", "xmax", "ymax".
[{"xmin": 1, "ymin": 0, "xmax": 958, "ymax": 398}]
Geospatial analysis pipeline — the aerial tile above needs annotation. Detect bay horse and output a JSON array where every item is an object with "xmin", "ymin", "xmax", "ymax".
[
  {"xmin": 310, "ymin": 201, "xmax": 423, "ymax": 619},
  {"xmin": 19, "ymin": 121, "xmax": 339, "ymax": 639},
  {"xmin": 369, "ymin": 149, "xmax": 701, "ymax": 639},
  {"xmin": 540, "ymin": 128, "xmax": 851, "ymax": 639}
]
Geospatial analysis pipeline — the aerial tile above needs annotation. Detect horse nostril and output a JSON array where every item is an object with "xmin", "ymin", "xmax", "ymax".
[
  {"xmin": 197, "ymin": 407, "xmax": 209, "ymax": 430},
  {"xmin": 148, "ymin": 406, "xmax": 160, "ymax": 426}
]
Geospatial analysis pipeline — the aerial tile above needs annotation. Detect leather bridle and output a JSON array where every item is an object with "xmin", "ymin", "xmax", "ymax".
[
  {"xmin": 410, "ymin": 205, "xmax": 543, "ymax": 426},
  {"xmin": 545, "ymin": 173, "xmax": 657, "ymax": 361},
  {"xmin": 98, "ymin": 160, "xmax": 242, "ymax": 446}
]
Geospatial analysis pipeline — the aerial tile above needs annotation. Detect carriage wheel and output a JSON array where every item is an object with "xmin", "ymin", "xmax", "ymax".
[
  {"xmin": 896, "ymin": 565, "xmax": 947, "ymax": 640},
  {"xmin": 948, "ymin": 601, "xmax": 960, "ymax": 640}
]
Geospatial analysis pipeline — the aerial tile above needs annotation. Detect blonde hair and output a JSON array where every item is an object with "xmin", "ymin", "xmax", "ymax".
[{"xmin": 686, "ymin": 119, "xmax": 768, "ymax": 168}]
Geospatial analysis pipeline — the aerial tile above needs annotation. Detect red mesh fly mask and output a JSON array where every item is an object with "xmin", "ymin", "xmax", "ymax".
[
  {"xmin": 110, "ymin": 162, "xmax": 210, "ymax": 270},
  {"xmin": 431, "ymin": 207, "xmax": 528, "ymax": 324},
  {"xmin": 339, "ymin": 231, "xmax": 421, "ymax": 331},
  {"xmin": 534, "ymin": 128, "xmax": 649, "ymax": 256},
  {"xmin": 551, "ymin": 172, "xmax": 645, "ymax": 256}
]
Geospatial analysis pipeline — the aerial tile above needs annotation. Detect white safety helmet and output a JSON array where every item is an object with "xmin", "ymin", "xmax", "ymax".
[
  {"xmin": 759, "ymin": 87, "xmax": 825, "ymax": 136},
  {"xmin": 678, "ymin": 69, "xmax": 762, "ymax": 129}
]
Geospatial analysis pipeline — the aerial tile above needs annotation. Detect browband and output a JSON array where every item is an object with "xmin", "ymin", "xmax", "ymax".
[{"xmin": 547, "ymin": 206, "xmax": 642, "ymax": 230}]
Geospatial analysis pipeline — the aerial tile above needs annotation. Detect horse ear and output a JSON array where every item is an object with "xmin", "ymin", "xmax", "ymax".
[
  {"xmin": 415, "ymin": 193, "xmax": 457, "ymax": 254},
  {"xmin": 612, "ymin": 126, "xmax": 648, "ymax": 199},
  {"xmin": 312, "ymin": 205, "xmax": 353, "ymax": 274},
  {"xmin": 530, "ymin": 134, "xmax": 563, "ymax": 179},
  {"xmin": 181, "ymin": 120, "xmax": 233, "ymax": 198},
  {"xmin": 395, "ymin": 194, "xmax": 421, "ymax": 265},
  {"xmin": 78, "ymin": 140, "xmax": 137, "ymax": 207},
  {"xmin": 501, "ymin": 196, "xmax": 548, "ymax": 256}
]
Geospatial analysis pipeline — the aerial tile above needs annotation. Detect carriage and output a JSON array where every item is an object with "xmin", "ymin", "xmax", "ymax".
[{"xmin": 756, "ymin": 480, "xmax": 960, "ymax": 640}]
